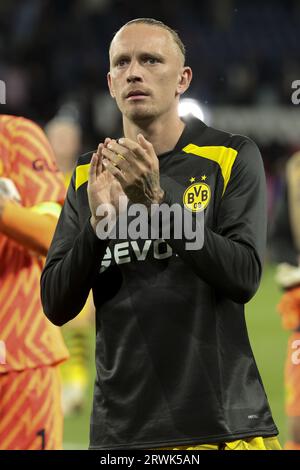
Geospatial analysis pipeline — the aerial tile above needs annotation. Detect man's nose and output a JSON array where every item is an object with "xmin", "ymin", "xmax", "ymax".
[{"xmin": 126, "ymin": 61, "xmax": 143, "ymax": 83}]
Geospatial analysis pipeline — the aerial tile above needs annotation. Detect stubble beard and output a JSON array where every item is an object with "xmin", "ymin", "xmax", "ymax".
[{"xmin": 124, "ymin": 104, "xmax": 157, "ymax": 125}]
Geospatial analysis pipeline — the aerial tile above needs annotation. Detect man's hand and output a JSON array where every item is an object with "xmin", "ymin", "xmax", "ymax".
[
  {"xmin": 101, "ymin": 134, "xmax": 164, "ymax": 208},
  {"xmin": 0, "ymin": 178, "xmax": 21, "ymax": 201},
  {"xmin": 275, "ymin": 263, "xmax": 300, "ymax": 289},
  {"xmin": 0, "ymin": 178, "xmax": 21, "ymax": 221},
  {"xmin": 88, "ymin": 139, "xmax": 126, "ymax": 233}
]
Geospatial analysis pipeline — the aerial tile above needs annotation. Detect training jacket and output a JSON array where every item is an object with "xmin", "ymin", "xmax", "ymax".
[{"xmin": 41, "ymin": 117, "xmax": 278, "ymax": 449}]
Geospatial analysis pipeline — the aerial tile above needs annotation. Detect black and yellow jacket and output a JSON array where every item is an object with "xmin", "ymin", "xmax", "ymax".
[{"xmin": 41, "ymin": 118, "xmax": 278, "ymax": 449}]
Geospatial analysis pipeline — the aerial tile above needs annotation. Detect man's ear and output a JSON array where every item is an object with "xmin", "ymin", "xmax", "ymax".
[
  {"xmin": 176, "ymin": 66, "xmax": 193, "ymax": 96},
  {"xmin": 107, "ymin": 72, "xmax": 115, "ymax": 98}
]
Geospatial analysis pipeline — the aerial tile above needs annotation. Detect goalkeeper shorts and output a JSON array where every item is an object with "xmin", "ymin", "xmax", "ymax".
[{"xmin": 0, "ymin": 365, "xmax": 63, "ymax": 449}]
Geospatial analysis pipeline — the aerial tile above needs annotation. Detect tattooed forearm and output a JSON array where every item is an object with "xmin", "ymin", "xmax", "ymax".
[{"xmin": 125, "ymin": 170, "xmax": 164, "ymax": 207}]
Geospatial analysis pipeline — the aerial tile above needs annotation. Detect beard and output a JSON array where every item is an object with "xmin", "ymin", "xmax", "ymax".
[{"xmin": 121, "ymin": 100, "xmax": 162, "ymax": 125}]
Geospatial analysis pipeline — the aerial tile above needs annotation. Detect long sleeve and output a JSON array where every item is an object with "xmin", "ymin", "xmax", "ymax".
[
  {"xmin": 159, "ymin": 139, "xmax": 267, "ymax": 303},
  {"xmin": 0, "ymin": 200, "xmax": 60, "ymax": 256},
  {"xmin": 40, "ymin": 173, "xmax": 108, "ymax": 326}
]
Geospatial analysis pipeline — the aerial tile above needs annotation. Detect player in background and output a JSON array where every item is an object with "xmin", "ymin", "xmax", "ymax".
[
  {"xmin": 45, "ymin": 116, "xmax": 94, "ymax": 416},
  {"xmin": 0, "ymin": 115, "xmax": 69, "ymax": 449},
  {"xmin": 270, "ymin": 150, "xmax": 300, "ymax": 450},
  {"xmin": 45, "ymin": 116, "xmax": 82, "ymax": 187}
]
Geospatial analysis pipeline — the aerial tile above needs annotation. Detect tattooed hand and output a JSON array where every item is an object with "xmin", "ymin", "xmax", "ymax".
[
  {"xmin": 88, "ymin": 138, "xmax": 126, "ymax": 233},
  {"xmin": 101, "ymin": 134, "xmax": 164, "ymax": 208}
]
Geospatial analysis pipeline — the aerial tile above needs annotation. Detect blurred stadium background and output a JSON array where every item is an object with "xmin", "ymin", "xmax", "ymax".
[{"xmin": 1, "ymin": 0, "xmax": 300, "ymax": 448}]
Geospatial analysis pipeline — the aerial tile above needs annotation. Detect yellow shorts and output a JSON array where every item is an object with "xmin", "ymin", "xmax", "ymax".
[
  {"xmin": 152, "ymin": 436, "xmax": 281, "ymax": 450},
  {"xmin": 0, "ymin": 365, "xmax": 63, "ymax": 450}
]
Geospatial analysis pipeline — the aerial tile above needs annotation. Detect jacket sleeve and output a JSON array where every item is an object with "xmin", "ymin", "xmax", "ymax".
[
  {"xmin": 159, "ymin": 139, "xmax": 267, "ymax": 304},
  {"xmin": 0, "ymin": 200, "xmax": 61, "ymax": 256},
  {"xmin": 40, "ymin": 172, "xmax": 108, "ymax": 326}
]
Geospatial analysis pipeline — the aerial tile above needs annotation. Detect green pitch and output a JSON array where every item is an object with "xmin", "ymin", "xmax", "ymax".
[{"xmin": 63, "ymin": 263, "xmax": 288, "ymax": 449}]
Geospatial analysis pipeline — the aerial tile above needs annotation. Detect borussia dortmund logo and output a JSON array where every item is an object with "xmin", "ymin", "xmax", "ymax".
[{"xmin": 183, "ymin": 177, "xmax": 211, "ymax": 212}]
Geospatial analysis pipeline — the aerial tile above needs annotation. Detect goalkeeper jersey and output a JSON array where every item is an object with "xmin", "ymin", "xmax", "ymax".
[
  {"xmin": 0, "ymin": 115, "xmax": 68, "ymax": 373},
  {"xmin": 41, "ymin": 118, "xmax": 278, "ymax": 449}
]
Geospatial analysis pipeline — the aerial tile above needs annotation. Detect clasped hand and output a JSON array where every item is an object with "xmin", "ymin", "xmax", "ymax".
[{"xmin": 88, "ymin": 134, "xmax": 164, "ymax": 231}]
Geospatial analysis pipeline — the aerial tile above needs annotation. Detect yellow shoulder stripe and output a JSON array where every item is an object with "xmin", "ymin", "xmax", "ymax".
[
  {"xmin": 75, "ymin": 146, "xmax": 238, "ymax": 194},
  {"xmin": 182, "ymin": 144, "xmax": 238, "ymax": 195},
  {"xmin": 76, "ymin": 163, "xmax": 90, "ymax": 190}
]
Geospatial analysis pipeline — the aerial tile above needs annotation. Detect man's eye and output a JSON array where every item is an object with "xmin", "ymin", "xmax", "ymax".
[
  {"xmin": 116, "ymin": 59, "xmax": 128, "ymax": 67},
  {"xmin": 145, "ymin": 57, "xmax": 159, "ymax": 64}
]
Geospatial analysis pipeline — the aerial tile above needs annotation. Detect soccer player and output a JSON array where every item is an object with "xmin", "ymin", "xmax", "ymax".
[
  {"xmin": 270, "ymin": 150, "xmax": 300, "ymax": 450},
  {"xmin": 41, "ymin": 18, "xmax": 280, "ymax": 450},
  {"xmin": 0, "ymin": 115, "xmax": 69, "ymax": 449}
]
